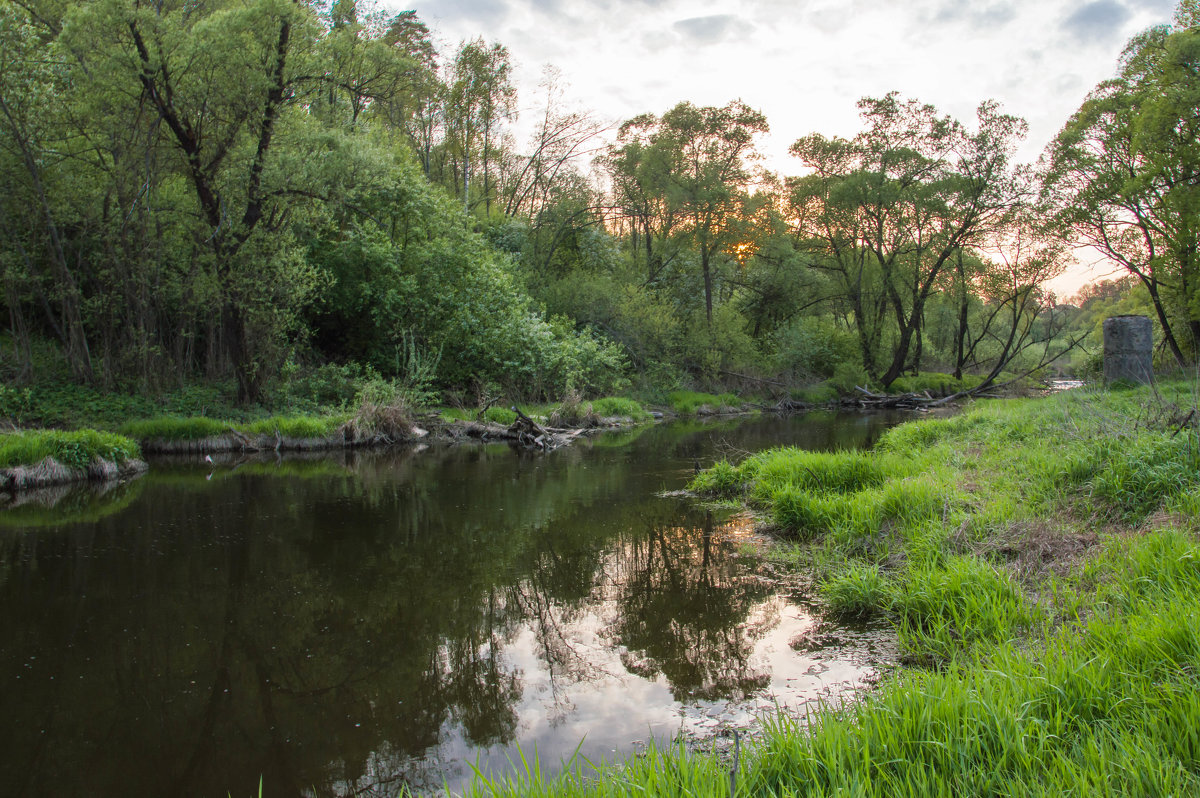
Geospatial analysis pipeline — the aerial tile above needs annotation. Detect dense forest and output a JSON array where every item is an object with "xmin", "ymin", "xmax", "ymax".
[{"xmin": 0, "ymin": 0, "xmax": 1197, "ymax": 410}]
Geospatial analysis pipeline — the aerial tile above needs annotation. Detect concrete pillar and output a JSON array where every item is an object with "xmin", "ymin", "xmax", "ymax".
[{"xmin": 1103, "ymin": 315, "xmax": 1154, "ymax": 385}]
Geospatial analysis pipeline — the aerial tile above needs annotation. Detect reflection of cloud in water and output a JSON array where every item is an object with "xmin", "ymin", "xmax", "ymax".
[{"xmin": 419, "ymin": 552, "xmax": 893, "ymax": 793}]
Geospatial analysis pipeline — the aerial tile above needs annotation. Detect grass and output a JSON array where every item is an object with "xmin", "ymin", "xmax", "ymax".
[
  {"xmin": 464, "ymin": 379, "xmax": 1200, "ymax": 796},
  {"xmin": 666, "ymin": 390, "xmax": 744, "ymax": 415},
  {"xmin": 119, "ymin": 416, "xmax": 229, "ymax": 441},
  {"xmin": 243, "ymin": 414, "xmax": 346, "ymax": 439},
  {"xmin": 0, "ymin": 429, "xmax": 141, "ymax": 470},
  {"xmin": 118, "ymin": 414, "xmax": 346, "ymax": 443},
  {"xmin": 438, "ymin": 397, "xmax": 651, "ymax": 426},
  {"xmin": 587, "ymin": 396, "xmax": 650, "ymax": 421},
  {"xmin": 888, "ymin": 371, "xmax": 989, "ymax": 396}
]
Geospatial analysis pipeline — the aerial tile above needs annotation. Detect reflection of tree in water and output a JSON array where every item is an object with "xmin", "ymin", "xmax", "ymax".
[{"xmin": 606, "ymin": 511, "xmax": 777, "ymax": 701}]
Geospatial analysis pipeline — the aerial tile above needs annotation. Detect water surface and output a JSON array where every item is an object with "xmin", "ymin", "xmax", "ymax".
[{"xmin": 0, "ymin": 411, "xmax": 906, "ymax": 796}]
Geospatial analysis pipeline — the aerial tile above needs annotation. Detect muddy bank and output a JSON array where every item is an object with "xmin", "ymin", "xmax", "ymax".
[
  {"xmin": 0, "ymin": 456, "xmax": 148, "ymax": 496},
  {"xmin": 136, "ymin": 428, "xmax": 423, "ymax": 455}
]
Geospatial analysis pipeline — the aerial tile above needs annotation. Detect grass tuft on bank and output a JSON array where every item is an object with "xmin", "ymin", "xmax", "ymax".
[
  {"xmin": 667, "ymin": 390, "xmax": 743, "ymax": 415},
  {"xmin": 0, "ymin": 429, "xmax": 141, "ymax": 471}
]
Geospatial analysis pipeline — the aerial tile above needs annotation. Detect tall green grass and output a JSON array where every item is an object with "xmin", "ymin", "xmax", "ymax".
[
  {"xmin": 119, "ymin": 416, "xmax": 229, "ymax": 441},
  {"xmin": 667, "ymin": 390, "xmax": 742, "ymax": 415},
  {"xmin": 587, "ymin": 396, "xmax": 650, "ymax": 420},
  {"xmin": 119, "ymin": 414, "xmax": 345, "ymax": 442},
  {"xmin": 0, "ymin": 429, "xmax": 141, "ymax": 470}
]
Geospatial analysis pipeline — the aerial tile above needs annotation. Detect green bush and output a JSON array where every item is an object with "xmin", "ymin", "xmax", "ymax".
[
  {"xmin": 770, "ymin": 315, "xmax": 859, "ymax": 380},
  {"xmin": 829, "ymin": 361, "xmax": 871, "ymax": 395}
]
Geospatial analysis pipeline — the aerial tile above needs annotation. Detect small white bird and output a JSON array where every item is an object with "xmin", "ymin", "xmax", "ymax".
[{"xmin": 204, "ymin": 455, "xmax": 214, "ymax": 465}]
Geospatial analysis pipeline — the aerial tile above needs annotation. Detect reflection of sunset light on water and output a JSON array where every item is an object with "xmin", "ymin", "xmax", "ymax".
[
  {"xmin": 713, "ymin": 513, "xmax": 758, "ymax": 541},
  {"xmin": 407, "ymin": 527, "xmax": 897, "ymax": 794}
]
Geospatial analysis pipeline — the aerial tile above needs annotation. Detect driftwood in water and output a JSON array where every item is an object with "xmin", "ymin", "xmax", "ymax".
[
  {"xmin": 770, "ymin": 383, "xmax": 1005, "ymax": 415},
  {"xmin": 450, "ymin": 408, "xmax": 591, "ymax": 451},
  {"xmin": 845, "ymin": 385, "xmax": 1001, "ymax": 410}
]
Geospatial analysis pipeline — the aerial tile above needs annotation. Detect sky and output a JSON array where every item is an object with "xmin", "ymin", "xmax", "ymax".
[{"xmin": 402, "ymin": 0, "xmax": 1180, "ymax": 297}]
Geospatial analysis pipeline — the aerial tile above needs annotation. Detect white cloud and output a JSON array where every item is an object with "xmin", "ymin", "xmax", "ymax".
[
  {"xmin": 671, "ymin": 13, "xmax": 755, "ymax": 44},
  {"xmin": 404, "ymin": 0, "xmax": 1174, "ymax": 184}
]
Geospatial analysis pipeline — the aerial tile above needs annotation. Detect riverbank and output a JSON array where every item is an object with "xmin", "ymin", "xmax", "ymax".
[
  {"xmin": 461, "ymin": 380, "xmax": 1200, "ymax": 796},
  {"xmin": 0, "ymin": 429, "xmax": 147, "ymax": 494},
  {"xmin": 0, "ymin": 377, "xmax": 1033, "ymax": 496}
]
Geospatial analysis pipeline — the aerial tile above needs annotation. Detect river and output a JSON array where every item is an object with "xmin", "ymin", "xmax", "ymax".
[{"xmin": 0, "ymin": 410, "xmax": 908, "ymax": 796}]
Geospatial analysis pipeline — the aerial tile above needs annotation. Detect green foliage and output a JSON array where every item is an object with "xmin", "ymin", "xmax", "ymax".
[
  {"xmin": 822, "ymin": 564, "xmax": 894, "ymax": 619},
  {"xmin": 0, "ymin": 429, "xmax": 140, "ymax": 470},
  {"xmin": 828, "ymin": 361, "xmax": 872, "ymax": 395},
  {"xmin": 666, "ymin": 391, "xmax": 741, "ymax": 415},
  {"xmin": 587, "ymin": 397, "xmax": 649, "ymax": 420},
  {"xmin": 897, "ymin": 556, "xmax": 1035, "ymax": 664},
  {"xmin": 0, "ymin": 384, "xmax": 33, "ymax": 425},
  {"xmin": 770, "ymin": 316, "xmax": 860, "ymax": 380},
  {"xmin": 119, "ymin": 416, "xmax": 229, "ymax": 442},
  {"xmin": 687, "ymin": 460, "xmax": 742, "ymax": 498},
  {"xmin": 280, "ymin": 362, "xmax": 373, "ymax": 410}
]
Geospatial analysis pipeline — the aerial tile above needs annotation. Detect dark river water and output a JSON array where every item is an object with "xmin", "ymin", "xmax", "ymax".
[{"xmin": 0, "ymin": 411, "xmax": 907, "ymax": 797}]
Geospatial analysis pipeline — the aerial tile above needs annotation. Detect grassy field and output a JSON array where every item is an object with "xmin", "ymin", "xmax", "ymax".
[{"xmin": 462, "ymin": 380, "xmax": 1200, "ymax": 796}]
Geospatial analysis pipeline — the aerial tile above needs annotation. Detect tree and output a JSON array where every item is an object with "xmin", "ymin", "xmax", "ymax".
[
  {"xmin": 789, "ymin": 94, "xmax": 1029, "ymax": 386},
  {"xmin": 0, "ymin": 4, "xmax": 93, "ymax": 382},
  {"xmin": 314, "ymin": 1, "xmax": 423, "ymax": 128},
  {"xmin": 604, "ymin": 100, "xmax": 768, "ymax": 324},
  {"xmin": 1046, "ymin": 9, "xmax": 1200, "ymax": 365},
  {"xmin": 443, "ymin": 38, "xmax": 516, "ymax": 215},
  {"xmin": 61, "ymin": 0, "xmax": 328, "ymax": 401}
]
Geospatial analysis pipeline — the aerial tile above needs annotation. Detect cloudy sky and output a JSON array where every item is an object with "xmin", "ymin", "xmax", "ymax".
[{"xmin": 402, "ymin": 0, "xmax": 1179, "ymax": 295}]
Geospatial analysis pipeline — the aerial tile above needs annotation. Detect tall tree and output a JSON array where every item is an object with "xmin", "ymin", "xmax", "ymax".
[
  {"xmin": 65, "ymin": 0, "xmax": 323, "ymax": 401},
  {"xmin": 0, "ymin": 4, "xmax": 93, "ymax": 382},
  {"xmin": 1046, "ymin": 8, "xmax": 1200, "ymax": 365},
  {"xmin": 790, "ymin": 95, "xmax": 1028, "ymax": 385},
  {"xmin": 604, "ymin": 100, "xmax": 768, "ymax": 323},
  {"xmin": 443, "ymin": 38, "xmax": 515, "ymax": 215}
]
